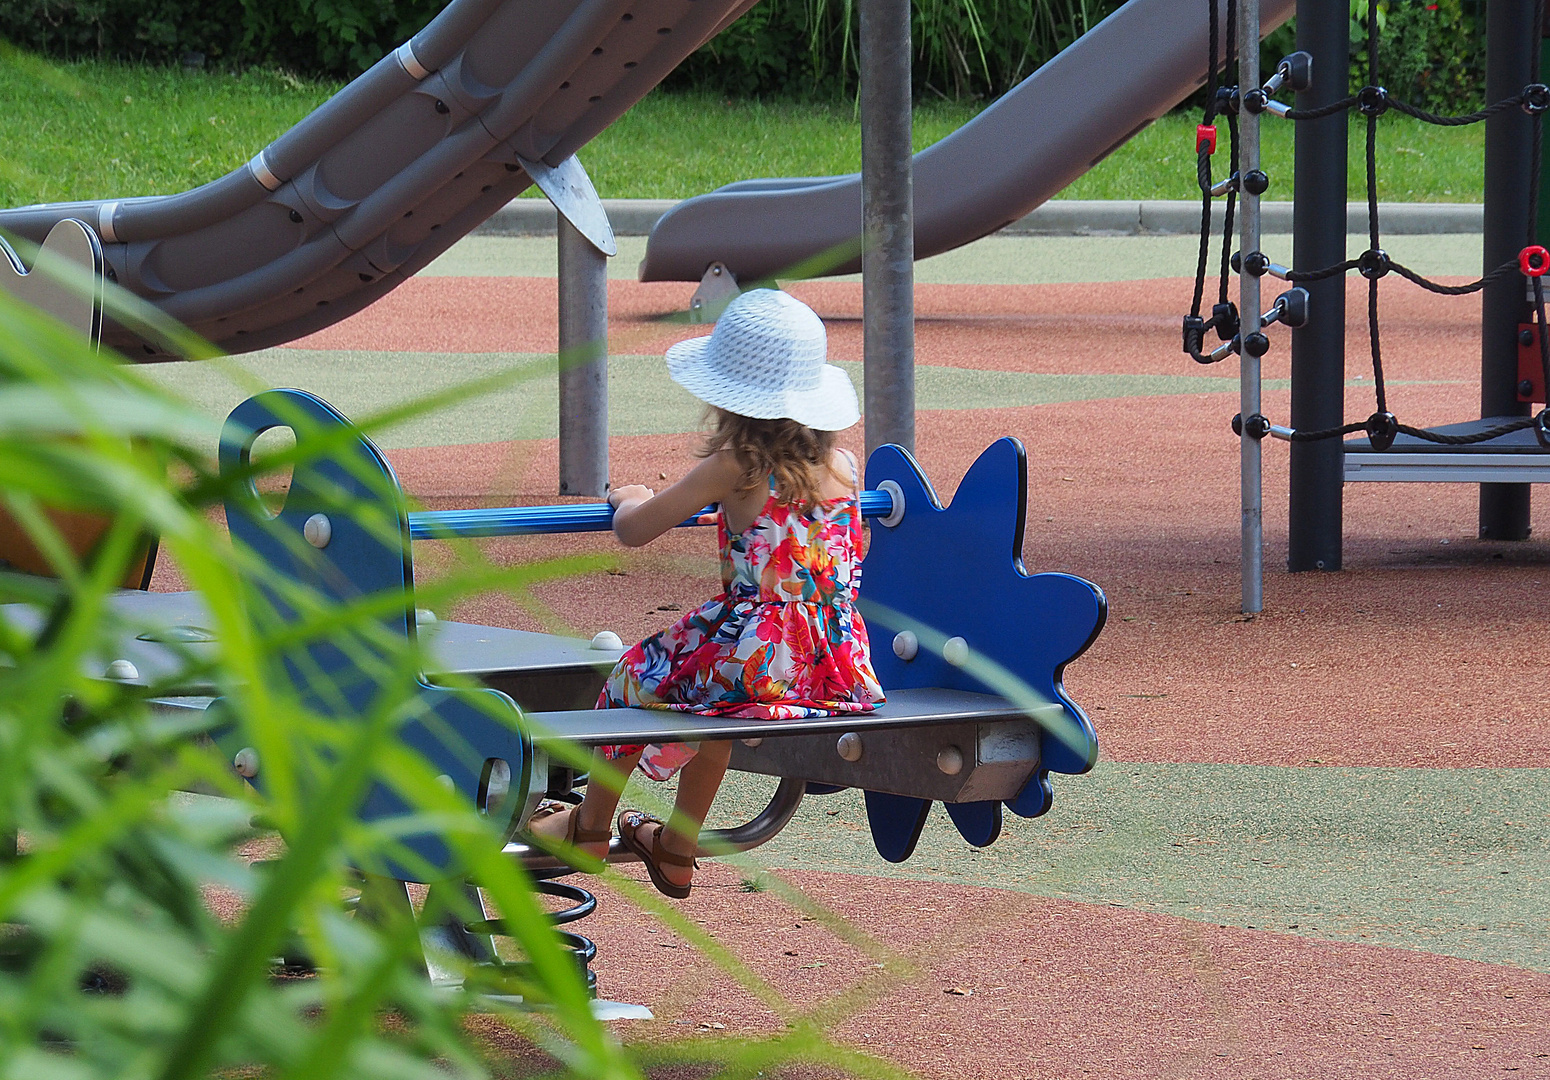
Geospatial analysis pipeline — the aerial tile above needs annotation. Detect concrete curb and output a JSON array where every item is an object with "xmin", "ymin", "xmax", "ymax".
[{"xmin": 475, "ymin": 197, "xmax": 1483, "ymax": 239}]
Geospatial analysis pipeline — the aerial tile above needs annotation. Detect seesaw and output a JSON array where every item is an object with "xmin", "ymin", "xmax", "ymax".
[{"xmin": 10, "ymin": 387, "xmax": 1104, "ymax": 999}]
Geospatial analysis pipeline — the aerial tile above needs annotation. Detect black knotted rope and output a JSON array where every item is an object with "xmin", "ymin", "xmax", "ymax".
[{"xmin": 1188, "ymin": 0, "xmax": 1550, "ymax": 445}]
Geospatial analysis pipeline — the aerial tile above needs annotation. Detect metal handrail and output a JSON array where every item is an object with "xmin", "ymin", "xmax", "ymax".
[{"xmin": 408, "ymin": 490, "xmax": 897, "ymax": 541}]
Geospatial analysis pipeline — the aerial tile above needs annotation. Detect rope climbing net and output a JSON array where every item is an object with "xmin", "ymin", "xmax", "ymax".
[{"xmin": 1182, "ymin": 0, "xmax": 1550, "ymax": 451}]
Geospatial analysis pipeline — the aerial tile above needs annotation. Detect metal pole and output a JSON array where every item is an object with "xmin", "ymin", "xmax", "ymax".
[
  {"xmin": 557, "ymin": 217, "xmax": 609, "ymax": 498},
  {"xmin": 1287, "ymin": 0, "xmax": 1349, "ymax": 572},
  {"xmin": 859, "ymin": 0, "xmax": 915, "ymax": 457},
  {"xmin": 1239, "ymin": 0, "xmax": 1263, "ymax": 613},
  {"xmin": 1480, "ymin": 0, "xmax": 1537, "ymax": 540}
]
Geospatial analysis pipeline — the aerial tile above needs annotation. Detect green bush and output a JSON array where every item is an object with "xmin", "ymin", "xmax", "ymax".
[
  {"xmin": 1347, "ymin": 0, "xmax": 1486, "ymax": 113},
  {"xmin": 0, "ymin": 0, "xmax": 1493, "ymax": 106},
  {"xmin": 666, "ymin": 0, "xmax": 1125, "ymax": 100},
  {"xmin": 0, "ymin": 0, "xmax": 445, "ymax": 76}
]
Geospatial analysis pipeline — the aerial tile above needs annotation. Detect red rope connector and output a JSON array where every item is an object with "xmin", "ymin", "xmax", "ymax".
[
  {"xmin": 1196, "ymin": 124, "xmax": 1218, "ymax": 155},
  {"xmin": 1521, "ymin": 245, "xmax": 1550, "ymax": 277}
]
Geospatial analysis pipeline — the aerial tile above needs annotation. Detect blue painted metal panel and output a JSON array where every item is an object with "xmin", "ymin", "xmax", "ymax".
[
  {"xmin": 217, "ymin": 388, "xmax": 531, "ymax": 882},
  {"xmin": 863, "ymin": 790, "xmax": 933, "ymax": 864},
  {"xmin": 944, "ymin": 799, "xmax": 1002, "ymax": 847},
  {"xmin": 860, "ymin": 438, "xmax": 1106, "ymax": 854}
]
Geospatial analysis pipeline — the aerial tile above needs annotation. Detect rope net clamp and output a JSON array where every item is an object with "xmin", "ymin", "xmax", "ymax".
[
  {"xmin": 1211, "ymin": 301, "xmax": 1239, "ymax": 340},
  {"xmin": 1197, "ymin": 125, "xmax": 1218, "ymax": 154},
  {"xmin": 1519, "ymin": 245, "xmax": 1549, "ymax": 277},
  {"xmin": 1365, "ymin": 411, "xmax": 1400, "ymax": 452},
  {"xmin": 1231, "ymin": 413, "xmax": 1272, "ymax": 440},
  {"xmin": 1524, "ymin": 83, "xmax": 1550, "ymax": 115},
  {"xmin": 1358, "ymin": 248, "xmax": 1391, "ymax": 280},
  {"xmin": 1233, "ymin": 251, "xmax": 1292, "ymax": 281},
  {"xmin": 1232, "ymin": 413, "xmax": 1295, "ymax": 442},
  {"xmin": 1357, "ymin": 85, "xmax": 1389, "ymax": 117}
]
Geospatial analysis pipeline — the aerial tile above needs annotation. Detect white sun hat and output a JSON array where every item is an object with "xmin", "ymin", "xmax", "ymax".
[{"xmin": 665, "ymin": 288, "xmax": 860, "ymax": 431}]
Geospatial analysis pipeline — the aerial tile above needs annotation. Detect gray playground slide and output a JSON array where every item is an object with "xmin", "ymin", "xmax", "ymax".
[
  {"xmin": 638, "ymin": 0, "xmax": 1295, "ymax": 284},
  {"xmin": 0, "ymin": 0, "xmax": 760, "ymax": 358}
]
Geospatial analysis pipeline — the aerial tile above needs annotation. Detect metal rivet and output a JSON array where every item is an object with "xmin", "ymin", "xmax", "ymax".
[
  {"xmin": 590, "ymin": 630, "xmax": 623, "ymax": 651},
  {"xmin": 892, "ymin": 630, "xmax": 918, "ymax": 661},
  {"xmin": 105, "ymin": 658, "xmax": 139, "ymax": 681},
  {"xmin": 942, "ymin": 636, "xmax": 970, "ymax": 667},
  {"xmin": 741, "ymin": 737, "xmax": 763, "ymax": 748},
  {"xmin": 234, "ymin": 747, "xmax": 259, "ymax": 778},
  {"xmin": 303, "ymin": 513, "xmax": 332, "ymax": 548},
  {"xmin": 836, "ymin": 732, "xmax": 863, "ymax": 762},
  {"xmin": 936, "ymin": 746, "xmax": 964, "ymax": 775}
]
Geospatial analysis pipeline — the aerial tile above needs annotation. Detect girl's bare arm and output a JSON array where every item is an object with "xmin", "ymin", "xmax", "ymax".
[{"xmin": 609, "ymin": 451, "xmax": 743, "ymax": 547}]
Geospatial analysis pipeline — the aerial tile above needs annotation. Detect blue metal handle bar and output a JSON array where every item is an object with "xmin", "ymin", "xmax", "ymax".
[{"xmin": 407, "ymin": 489, "xmax": 896, "ymax": 540}]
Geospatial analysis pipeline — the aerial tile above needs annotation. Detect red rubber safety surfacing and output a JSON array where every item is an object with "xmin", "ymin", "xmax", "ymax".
[{"xmin": 1519, "ymin": 245, "xmax": 1549, "ymax": 277}]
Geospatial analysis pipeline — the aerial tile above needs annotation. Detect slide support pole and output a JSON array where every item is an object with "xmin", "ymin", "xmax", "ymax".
[
  {"xmin": 558, "ymin": 216, "xmax": 610, "ymax": 498},
  {"xmin": 859, "ymin": 0, "xmax": 916, "ymax": 457}
]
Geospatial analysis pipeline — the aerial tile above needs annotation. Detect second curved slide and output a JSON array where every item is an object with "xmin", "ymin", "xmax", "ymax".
[{"xmin": 638, "ymin": 0, "xmax": 1294, "ymax": 284}]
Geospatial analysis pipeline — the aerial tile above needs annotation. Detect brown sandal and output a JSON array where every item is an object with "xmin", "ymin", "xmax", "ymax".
[
  {"xmin": 616, "ymin": 810, "xmax": 697, "ymax": 899},
  {"xmin": 528, "ymin": 801, "xmax": 612, "ymax": 867}
]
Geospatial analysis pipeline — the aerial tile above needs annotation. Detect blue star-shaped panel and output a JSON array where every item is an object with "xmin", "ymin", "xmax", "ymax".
[{"xmin": 859, "ymin": 438, "xmax": 1106, "ymax": 862}]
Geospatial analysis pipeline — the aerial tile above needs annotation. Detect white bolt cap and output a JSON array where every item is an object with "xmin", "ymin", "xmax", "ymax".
[
  {"xmin": 590, "ymin": 630, "xmax": 624, "ymax": 651},
  {"xmin": 303, "ymin": 513, "xmax": 332, "ymax": 548},
  {"xmin": 892, "ymin": 630, "xmax": 918, "ymax": 661},
  {"xmin": 942, "ymin": 636, "xmax": 970, "ymax": 667},
  {"xmin": 936, "ymin": 746, "xmax": 964, "ymax": 776},
  {"xmin": 836, "ymin": 732, "xmax": 863, "ymax": 762},
  {"xmin": 415, "ymin": 608, "xmax": 437, "ymax": 624},
  {"xmin": 741, "ymin": 737, "xmax": 763, "ymax": 748},
  {"xmin": 105, "ymin": 658, "xmax": 139, "ymax": 681},
  {"xmin": 435, "ymin": 773, "xmax": 456, "ymax": 791},
  {"xmin": 233, "ymin": 747, "xmax": 259, "ymax": 778}
]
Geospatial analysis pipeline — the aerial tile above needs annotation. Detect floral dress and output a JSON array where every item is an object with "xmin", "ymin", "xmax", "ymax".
[{"xmin": 599, "ymin": 452, "xmax": 885, "ymax": 781}]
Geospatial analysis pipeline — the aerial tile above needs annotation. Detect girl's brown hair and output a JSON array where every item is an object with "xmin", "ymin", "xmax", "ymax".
[{"xmin": 698, "ymin": 408, "xmax": 845, "ymax": 510}]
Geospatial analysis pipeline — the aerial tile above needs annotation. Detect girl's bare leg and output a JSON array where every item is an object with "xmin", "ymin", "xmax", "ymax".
[
  {"xmin": 624, "ymin": 740, "xmax": 732, "ymax": 888},
  {"xmin": 529, "ymin": 748, "xmax": 640, "ymax": 859}
]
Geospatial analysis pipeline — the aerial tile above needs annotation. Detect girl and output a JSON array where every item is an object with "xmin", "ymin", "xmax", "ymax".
[{"xmin": 530, "ymin": 288, "xmax": 884, "ymax": 898}]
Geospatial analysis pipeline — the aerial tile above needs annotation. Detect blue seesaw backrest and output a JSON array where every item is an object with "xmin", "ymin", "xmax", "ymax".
[{"xmin": 218, "ymin": 388, "xmax": 531, "ymax": 882}]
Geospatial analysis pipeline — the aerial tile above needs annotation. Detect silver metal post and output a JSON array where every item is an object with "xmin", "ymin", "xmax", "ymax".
[
  {"xmin": 1239, "ymin": 0, "xmax": 1264, "ymax": 613},
  {"xmin": 859, "ymin": 0, "xmax": 915, "ymax": 457},
  {"xmin": 558, "ymin": 216, "xmax": 609, "ymax": 497}
]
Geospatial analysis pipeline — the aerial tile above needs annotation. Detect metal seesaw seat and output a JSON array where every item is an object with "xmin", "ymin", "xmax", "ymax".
[{"xmin": 21, "ymin": 386, "xmax": 1104, "ymax": 1001}]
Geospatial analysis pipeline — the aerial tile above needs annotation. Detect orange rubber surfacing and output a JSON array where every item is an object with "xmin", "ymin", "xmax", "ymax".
[
  {"xmin": 156, "ymin": 269, "xmax": 1550, "ymax": 1074},
  {"xmin": 286, "ymin": 274, "xmax": 1481, "ymax": 383},
  {"xmin": 462, "ymin": 866, "xmax": 1550, "ymax": 1079},
  {"xmin": 261, "ymin": 270, "xmax": 1550, "ymax": 769}
]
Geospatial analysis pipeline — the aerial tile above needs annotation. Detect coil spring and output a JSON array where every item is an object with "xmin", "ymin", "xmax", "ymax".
[{"xmin": 467, "ymin": 876, "xmax": 600, "ymax": 996}]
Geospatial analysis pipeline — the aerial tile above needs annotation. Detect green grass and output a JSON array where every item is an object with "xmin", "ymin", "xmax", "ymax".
[
  {"xmin": 0, "ymin": 60, "xmax": 339, "ymax": 206},
  {"xmin": 0, "ymin": 58, "xmax": 1488, "ymax": 207},
  {"xmin": 1061, "ymin": 111, "xmax": 1485, "ymax": 203},
  {"xmin": 562, "ymin": 92, "xmax": 983, "ymax": 199}
]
